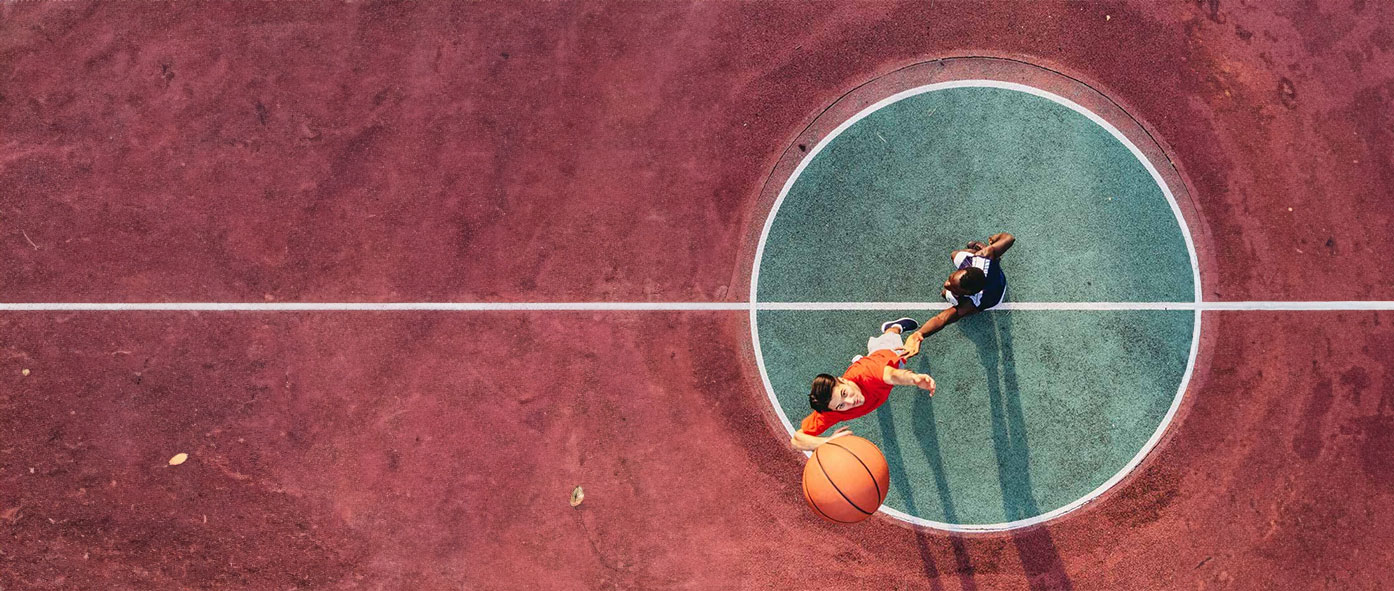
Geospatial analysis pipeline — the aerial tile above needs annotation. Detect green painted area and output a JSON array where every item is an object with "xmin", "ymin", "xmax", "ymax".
[
  {"xmin": 759, "ymin": 309, "xmax": 1192, "ymax": 525},
  {"xmin": 757, "ymin": 87, "xmax": 1193, "ymax": 303},
  {"xmin": 754, "ymin": 85, "xmax": 1198, "ymax": 525}
]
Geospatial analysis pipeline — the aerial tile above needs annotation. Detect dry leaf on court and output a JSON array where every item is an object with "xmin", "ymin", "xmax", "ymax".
[
  {"xmin": 169, "ymin": 453, "xmax": 188, "ymax": 466},
  {"xmin": 570, "ymin": 486, "xmax": 584, "ymax": 507},
  {"xmin": 21, "ymin": 369, "xmax": 30, "ymax": 376}
]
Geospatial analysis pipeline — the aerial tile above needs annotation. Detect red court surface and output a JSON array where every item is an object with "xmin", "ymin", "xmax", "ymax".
[{"xmin": 3, "ymin": 2, "xmax": 1393, "ymax": 590}]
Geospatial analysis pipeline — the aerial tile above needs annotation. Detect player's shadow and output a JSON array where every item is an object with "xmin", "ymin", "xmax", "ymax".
[
  {"xmin": 961, "ymin": 311, "xmax": 1073, "ymax": 590},
  {"xmin": 877, "ymin": 392, "xmax": 977, "ymax": 590}
]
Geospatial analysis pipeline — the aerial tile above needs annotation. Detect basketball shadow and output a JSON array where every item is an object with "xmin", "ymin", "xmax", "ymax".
[{"xmin": 961, "ymin": 311, "xmax": 1074, "ymax": 590}]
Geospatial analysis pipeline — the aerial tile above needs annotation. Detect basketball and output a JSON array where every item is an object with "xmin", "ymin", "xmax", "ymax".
[{"xmin": 801, "ymin": 436, "xmax": 891, "ymax": 523}]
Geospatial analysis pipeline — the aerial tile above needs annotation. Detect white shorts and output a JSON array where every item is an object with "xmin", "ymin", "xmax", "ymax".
[{"xmin": 853, "ymin": 331, "xmax": 905, "ymax": 362}]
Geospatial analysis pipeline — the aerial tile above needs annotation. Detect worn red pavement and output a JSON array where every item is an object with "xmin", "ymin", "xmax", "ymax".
[
  {"xmin": 2, "ymin": 1, "xmax": 1393, "ymax": 589},
  {"xmin": 4, "ymin": 311, "xmax": 1392, "ymax": 589}
]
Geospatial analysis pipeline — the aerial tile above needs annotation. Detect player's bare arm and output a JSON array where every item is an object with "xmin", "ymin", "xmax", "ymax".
[
  {"xmin": 903, "ymin": 304, "xmax": 978, "ymax": 353},
  {"xmin": 882, "ymin": 366, "xmax": 935, "ymax": 394},
  {"xmin": 976, "ymin": 232, "xmax": 1016, "ymax": 259},
  {"xmin": 790, "ymin": 426, "xmax": 853, "ymax": 451}
]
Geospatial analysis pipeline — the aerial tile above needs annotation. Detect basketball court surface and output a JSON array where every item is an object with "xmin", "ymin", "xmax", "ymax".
[{"xmin": 3, "ymin": 2, "xmax": 1393, "ymax": 589}]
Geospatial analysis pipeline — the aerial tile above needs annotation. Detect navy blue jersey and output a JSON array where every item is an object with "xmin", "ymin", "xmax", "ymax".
[{"xmin": 944, "ymin": 252, "xmax": 1008, "ymax": 310}]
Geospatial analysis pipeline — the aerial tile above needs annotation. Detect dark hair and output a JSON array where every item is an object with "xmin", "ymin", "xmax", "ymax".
[
  {"xmin": 957, "ymin": 267, "xmax": 986, "ymax": 294},
  {"xmin": 809, "ymin": 374, "xmax": 837, "ymax": 412}
]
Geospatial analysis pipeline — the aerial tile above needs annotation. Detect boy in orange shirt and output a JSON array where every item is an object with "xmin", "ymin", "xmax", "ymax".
[{"xmin": 789, "ymin": 318, "xmax": 937, "ymax": 451}]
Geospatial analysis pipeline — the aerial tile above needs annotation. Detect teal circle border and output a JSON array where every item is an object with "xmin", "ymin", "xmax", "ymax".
[{"xmin": 748, "ymin": 80, "xmax": 1202, "ymax": 532}]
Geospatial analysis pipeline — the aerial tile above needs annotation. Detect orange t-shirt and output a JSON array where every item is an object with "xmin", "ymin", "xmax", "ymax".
[{"xmin": 798, "ymin": 349, "xmax": 905, "ymax": 436}]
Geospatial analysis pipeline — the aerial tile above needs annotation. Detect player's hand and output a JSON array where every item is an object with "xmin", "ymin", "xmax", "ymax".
[
  {"xmin": 912, "ymin": 373, "xmax": 936, "ymax": 395},
  {"xmin": 828, "ymin": 426, "xmax": 854, "ymax": 440},
  {"xmin": 901, "ymin": 333, "xmax": 923, "ymax": 359}
]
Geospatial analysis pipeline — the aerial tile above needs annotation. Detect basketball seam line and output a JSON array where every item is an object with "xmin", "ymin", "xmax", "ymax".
[
  {"xmin": 826, "ymin": 440, "xmax": 883, "ymax": 504},
  {"xmin": 816, "ymin": 445, "xmax": 874, "ymax": 516},
  {"xmin": 804, "ymin": 483, "xmax": 859, "ymax": 524}
]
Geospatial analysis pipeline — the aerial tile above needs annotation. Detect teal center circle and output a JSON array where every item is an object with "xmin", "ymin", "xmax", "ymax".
[{"xmin": 752, "ymin": 83, "xmax": 1198, "ymax": 530}]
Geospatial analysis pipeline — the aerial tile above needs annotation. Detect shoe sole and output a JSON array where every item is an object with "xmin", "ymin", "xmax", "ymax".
[{"xmin": 881, "ymin": 317, "xmax": 919, "ymax": 333}]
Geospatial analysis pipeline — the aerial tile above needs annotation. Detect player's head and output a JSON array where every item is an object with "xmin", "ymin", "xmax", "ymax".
[
  {"xmin": 809, "ymin": 374, "xmax": 865, "ymax": 412},
  {"xmin": 945, "ymin": 267, "xmax": 987, "ymax": 296}
]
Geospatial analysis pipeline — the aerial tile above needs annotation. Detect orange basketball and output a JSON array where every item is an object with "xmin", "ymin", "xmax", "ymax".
[{"xmin": 801, "ymin": 435, "xmax": 891, "ymax": 523}]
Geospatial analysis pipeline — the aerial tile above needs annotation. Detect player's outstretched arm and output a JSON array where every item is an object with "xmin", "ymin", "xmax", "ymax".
[
  {"xmin": 790, "ymin": 426, "xmax": 853, "ymax": 451},
  {"xmin": 977, "ymin": 232, "xmax": 1015, "ymax": 259},
  {"xmin": 908, "ymin": 304, "xmax": 978, "ymax": 344},
  {"xmin": 883, "ymin": 366, "xmax": 935, "ymax": 395}
]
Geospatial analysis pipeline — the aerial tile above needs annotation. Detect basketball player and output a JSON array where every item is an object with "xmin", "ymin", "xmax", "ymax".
[
  {"xmin": 789, "ymin": 318, "xmax": 936, "ymax": 451},
  {"xmin": 901, "ymin": 232, "xmax": 1015, "ymax": 358}
]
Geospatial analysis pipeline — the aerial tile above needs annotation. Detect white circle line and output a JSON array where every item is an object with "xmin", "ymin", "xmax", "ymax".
[{"xmin": 747, "ymin": 79, "xmax": 1204, "ymax": 532}]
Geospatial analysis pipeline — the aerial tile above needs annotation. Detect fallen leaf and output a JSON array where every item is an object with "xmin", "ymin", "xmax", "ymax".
[
  {"xmin": 570, "ymin": 486, "xmax": 585, "ymax": 507},
  {"xmin": 169, "ymin": 453, "xmax": 189, "ymax": 466},
  {"xmin": 21, "ymin": 369, "xmax": 30, "ymax": 376}
]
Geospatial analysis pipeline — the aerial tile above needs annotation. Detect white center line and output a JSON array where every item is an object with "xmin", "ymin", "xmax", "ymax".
[
  {"xmin": 0, "ymin": 301, "xmax": 1391, "ymax": 311},
  {"xmin": 756, "ymin": 301, "xmax": 1394, "ymax": 311}
]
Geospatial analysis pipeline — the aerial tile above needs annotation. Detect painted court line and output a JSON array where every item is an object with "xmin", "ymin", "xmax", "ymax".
[
  {"xmin": 744, "ymin": 79, "xmax": 1203, "ymax": 534},
  {"xmin": 0, "ymin": 82, "xmax": 1375, "ymax": 533},
  {"xmin": 2, "ymin": 301, "xmax": 1393, "ymax": 311},
  {"xmin": 0, "ymin": 302, "xmax": 750, "ymax": 312},
  {"xmin": 755, "ymin": 301, "xmax": 1394, "ymax": 311}
]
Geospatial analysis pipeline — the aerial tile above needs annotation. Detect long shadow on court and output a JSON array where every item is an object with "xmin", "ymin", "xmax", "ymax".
[
  {"xmin": 878, "ymin": 398, "xmax": 977, "ymax": 590},
  {"xmin": 962, "ymin": 311, "xmax": 1073, "ymax": 590}
]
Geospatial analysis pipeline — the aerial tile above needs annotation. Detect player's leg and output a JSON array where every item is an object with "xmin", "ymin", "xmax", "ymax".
[{"xmin": 868, "ymin": 317, "xmax": 918, "ymax": 353}]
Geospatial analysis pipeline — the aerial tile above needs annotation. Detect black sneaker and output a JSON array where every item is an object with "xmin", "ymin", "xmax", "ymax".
[{"xmin": 880, "ymin": 317, "xmax": 919, "ymax": 333}]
